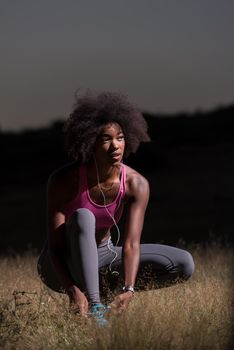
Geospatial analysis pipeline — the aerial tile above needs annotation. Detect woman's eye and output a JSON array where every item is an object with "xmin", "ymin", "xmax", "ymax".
[{"xmin": 100, "ymin": 135, "xmax": 124, "ymax": 143}]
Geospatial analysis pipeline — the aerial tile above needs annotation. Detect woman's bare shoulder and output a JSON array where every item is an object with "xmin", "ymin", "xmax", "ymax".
[
  {"xmin": 47, "ymin": 162, "xmax": 80, "ymax": 197},
  {"xmin": 124, "ymin": 164, "xmax": 149, "ymax": 196},
  {"xmin": 49, "ymin": 162, "xmax": 79, "ymax": 183}
]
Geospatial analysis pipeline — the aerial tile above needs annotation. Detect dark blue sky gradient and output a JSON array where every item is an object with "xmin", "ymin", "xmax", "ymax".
[{"xmin": 1, "ymin": 0, "xmax": 234, "ymax": 130}]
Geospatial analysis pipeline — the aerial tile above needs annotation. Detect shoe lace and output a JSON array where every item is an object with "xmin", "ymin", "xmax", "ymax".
[{"xmin": 89, "ymin": 303, "xmax": 111, "ymax": 326}]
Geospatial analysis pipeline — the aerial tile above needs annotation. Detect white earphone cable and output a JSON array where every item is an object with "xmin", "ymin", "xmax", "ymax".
[{"xmin": 93, "ymin": 156, "xmax": 121, "ymax": 274}]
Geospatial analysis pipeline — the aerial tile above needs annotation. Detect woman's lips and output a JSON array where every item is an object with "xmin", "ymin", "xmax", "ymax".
[{"xmin": 110, "ymin": 153, "xmax": 121, "ymax": 160}]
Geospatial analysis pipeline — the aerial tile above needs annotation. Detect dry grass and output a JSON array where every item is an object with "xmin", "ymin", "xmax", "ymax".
[{"xmin": 0, "ymin": 242, "xmax": 233, "ymax": 350}]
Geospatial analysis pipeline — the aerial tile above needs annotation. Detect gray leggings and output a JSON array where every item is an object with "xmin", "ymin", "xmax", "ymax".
[{"xmin": 38, "ymin": 208, "xmax": 195, "ymax": 303}]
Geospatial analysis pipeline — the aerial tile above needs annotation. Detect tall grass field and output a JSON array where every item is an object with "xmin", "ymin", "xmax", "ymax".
[{"xmin": 0, "ymin": 241, "xmax": 233, "ymax": 349}]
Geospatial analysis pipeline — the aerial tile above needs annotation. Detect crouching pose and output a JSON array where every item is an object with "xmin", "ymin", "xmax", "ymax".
[{"xmin": 38, "ymin": 91, "xmax": 195, "ymax": 326}]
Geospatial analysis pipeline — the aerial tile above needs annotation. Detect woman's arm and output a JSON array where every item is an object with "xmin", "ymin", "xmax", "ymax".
[
  {"xmin": 122, "ymin": 172, "xmax": 150, "ymax": 288},
  {"xmin": 111, "ymin": 172, "xmax": 149, "ymax": 313},
  {"xmin": 47, "ymin": 172, "xmax": 88, "ymax": 315},
  {"xmin": 47, "ymin": 173, "xmax": 73, "ymax": 289}
]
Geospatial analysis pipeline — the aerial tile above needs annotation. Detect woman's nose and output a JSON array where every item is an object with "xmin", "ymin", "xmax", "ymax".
[{"xmin": 110, "ymin": 140, "xmax": 118, "ymax": 150}]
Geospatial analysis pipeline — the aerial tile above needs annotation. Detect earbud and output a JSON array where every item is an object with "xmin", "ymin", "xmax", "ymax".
[{"xmin": 111, "ymin": 271, "xmax": 119, "ymax": 277}]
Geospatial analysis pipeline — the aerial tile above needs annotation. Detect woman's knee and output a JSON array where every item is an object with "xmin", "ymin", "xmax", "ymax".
[
  {"xmin": 179, "ymin": 250, "xmax": 195, "ymax": 280},
  {"xmin": 67, "ymin": 208, "xmax": 96, "ymax": 233}
]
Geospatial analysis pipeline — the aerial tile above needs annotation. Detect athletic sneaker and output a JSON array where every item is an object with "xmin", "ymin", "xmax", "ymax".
[{"xmin": 90, "ymin": 303, "xmax": 111, "ymax": 327}]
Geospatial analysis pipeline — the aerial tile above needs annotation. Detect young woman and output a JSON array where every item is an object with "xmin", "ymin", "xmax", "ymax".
[{"xmin": 37, "ymin": 91, "xmax": 195, "ymax": 326}]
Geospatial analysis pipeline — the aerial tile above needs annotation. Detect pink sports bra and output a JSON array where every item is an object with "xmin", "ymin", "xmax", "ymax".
[{"xmin": 63, "ymin": 163, "xmax": 126, "ymax": 230}]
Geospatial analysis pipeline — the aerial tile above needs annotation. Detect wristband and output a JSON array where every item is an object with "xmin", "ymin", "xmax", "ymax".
[{"xmin": 122, "ymin": 286, "xmax": 135, "ymax": 294}]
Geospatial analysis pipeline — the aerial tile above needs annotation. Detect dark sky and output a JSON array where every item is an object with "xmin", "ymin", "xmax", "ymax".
[{"xmin": 1, "ymin": 0, "xmax": 234, "ymax": 131}]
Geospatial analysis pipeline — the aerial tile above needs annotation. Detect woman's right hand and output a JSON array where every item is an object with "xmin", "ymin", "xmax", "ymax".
[{"xmin": 67, "ymin": 285, "xmax": 89, "ymax": 317}]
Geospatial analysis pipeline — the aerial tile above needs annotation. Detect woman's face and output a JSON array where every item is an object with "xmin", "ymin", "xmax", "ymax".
[{"xmin": 93, "ymin": 122, "xmax": 125, "ymax": 166}]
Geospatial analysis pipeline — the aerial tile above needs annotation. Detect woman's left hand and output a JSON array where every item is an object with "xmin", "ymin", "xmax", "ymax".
[{"xmin": 110, "ymin": 291, "xmax": 134, "ymax": 314}]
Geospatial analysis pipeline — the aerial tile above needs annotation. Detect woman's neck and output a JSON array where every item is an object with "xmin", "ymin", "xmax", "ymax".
[{"xmin": 87, "ymin": 160, "xmax": 121, "ymax": 183}]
